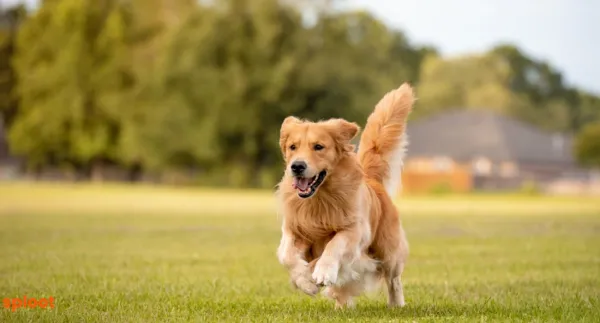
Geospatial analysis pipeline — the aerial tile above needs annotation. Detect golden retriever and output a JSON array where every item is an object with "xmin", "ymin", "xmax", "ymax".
[{"xmin": 276, "ymin": 83, "xmax": 414, "ymax": 308}]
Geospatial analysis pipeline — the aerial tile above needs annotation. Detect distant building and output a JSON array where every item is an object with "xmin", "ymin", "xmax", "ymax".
[{"xmin": 401, "ymin": 110, "xmax": 598, "ymax": 195}]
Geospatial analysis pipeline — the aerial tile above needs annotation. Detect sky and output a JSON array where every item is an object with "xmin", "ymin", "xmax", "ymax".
[
  {"xmin": 344, "ymin": 0, "xmax": 600, "ymax": 95},
  {"xmin": 3, "ymin": 0, "xmax": 599, "ymax": 94}
]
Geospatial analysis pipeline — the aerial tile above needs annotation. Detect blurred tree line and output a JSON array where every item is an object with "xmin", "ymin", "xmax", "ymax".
[{"xmin": 1, "ymin": 0, "xmax": 599, "ymax": 187}]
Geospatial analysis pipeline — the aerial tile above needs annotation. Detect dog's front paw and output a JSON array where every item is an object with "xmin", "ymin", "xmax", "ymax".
[
  {"xmin": 294, "ymin": 275, "xmax": 319, "ymax": 296},
  {"xmin": 312, "ymin": 258, "xmax": 340, "ymax": 286},
  {"xmin": 291, "ymin": 268, "xmax": 319, "ymax": 296}
]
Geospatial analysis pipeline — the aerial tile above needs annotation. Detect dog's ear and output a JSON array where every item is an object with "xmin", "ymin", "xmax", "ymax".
[
  {"xmin": 325, "ymin": 118, "xmax": 360, "ymax": 141},
  {"xmin": 281, "ymin": 116, "xmax": 302, "ymax": 130},
  {"xmin": 279, "ymin": 116, "xmax": 302, "ymax": 154},
  {"xmin": 338, "ymin": 119, "xmax": 360, "ymax": 142},
  {"xmin": 324, "ymin": 118, "xmax": 360, "ymax": 153}
]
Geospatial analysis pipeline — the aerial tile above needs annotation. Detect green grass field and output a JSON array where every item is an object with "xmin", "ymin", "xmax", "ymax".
[{"xmin": 1, "ymin": 183, "xmax": 599, "ymax": 322}]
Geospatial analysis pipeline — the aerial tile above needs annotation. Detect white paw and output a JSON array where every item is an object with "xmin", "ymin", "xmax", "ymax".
[
  {"xmin": 294, "ymin": 275, "xmax": 319, "ymax": 296},
  {"xmin": 291, "ymin": 267, "xmax": 319, "ymax": 296},
  {"xmin": 312, "ymin": 258, "xmax": 340, "ymax": 286}
]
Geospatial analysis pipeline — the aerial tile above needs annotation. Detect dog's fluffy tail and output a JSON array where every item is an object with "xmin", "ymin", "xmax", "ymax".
[{"xmin": 357, "ymin": 83, "xmax": 414, "ymax": 197}]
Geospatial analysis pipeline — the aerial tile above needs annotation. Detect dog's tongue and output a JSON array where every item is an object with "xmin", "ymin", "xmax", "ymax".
[{"xmin": 293, "ymin": 177, "xmax": 311, "ymax": 191}]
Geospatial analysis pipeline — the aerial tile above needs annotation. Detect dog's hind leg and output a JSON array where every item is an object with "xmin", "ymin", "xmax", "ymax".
[
  {"xmin": 322, "ymin": 285, "xmax": 355, "ymax": 309},
  {"xmin": 384, "ymin": 239, "xmax": 408, "ymax": 306},
  {"xmin": 383, "ymin": 224, "xmax": 409, "ymax": 308},
  {"xmin": 384, "ymin": 261, "xmax": 405, "ymax": 307},
  {"xmin": 384, "ymin": 241, "xmax": 408, "ymax": 307}
]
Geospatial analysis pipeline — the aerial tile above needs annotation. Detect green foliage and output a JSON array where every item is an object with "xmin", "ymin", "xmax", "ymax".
[
  {"xmin": 9, "ymin": 0, "xmax": 133, "ymax": 172},
  {"xmin": 2, "ymin": 0, "xmax": 600, "ymax": 186},
  {"xmin": 128, "ymin": 0, "xmax": 424, "ymax": 186},
  {"xmin": 0, "ymin": 4, "xmax": 26, "ymax": 126},
  {"xmin": 574, "ymin": 122, "xmax": 600, "ymax": 168},
  {"xmin": 415, "ymin": 44, "xmax": 600, "ymax": 133},
  {"xmin": 417, "ymin": 53, "xmax": 529, "ymax": 116}
]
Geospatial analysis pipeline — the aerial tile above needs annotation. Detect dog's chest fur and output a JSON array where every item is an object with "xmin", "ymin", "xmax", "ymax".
[{"xmin": 285, "ymin": 197, "xmax": 356, "ymax": 242}]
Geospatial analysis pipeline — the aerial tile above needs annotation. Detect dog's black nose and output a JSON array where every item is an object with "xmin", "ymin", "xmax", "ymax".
[{"xmin": 290, "ymin": 161, "xmax": 307, "ymax": 175}]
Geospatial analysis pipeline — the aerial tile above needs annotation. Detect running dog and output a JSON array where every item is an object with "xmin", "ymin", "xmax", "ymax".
[{"xmin": 276, "ymin": 83, "xmax": 414, "ymax": 308}]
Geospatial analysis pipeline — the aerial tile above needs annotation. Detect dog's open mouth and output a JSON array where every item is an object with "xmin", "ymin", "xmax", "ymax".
[{"xmin": 292, "ymin": 170, "xmax": 327, "ymax": 198}]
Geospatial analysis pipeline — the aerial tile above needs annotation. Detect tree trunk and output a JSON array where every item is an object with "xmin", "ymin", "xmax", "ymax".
[
  {"xmin": 90, "ymin": 160, "xmax": 104, "ymax": 182},
  {"xmin": 127, "ymin": 163, "xmax": 143, "ymax": 182}
]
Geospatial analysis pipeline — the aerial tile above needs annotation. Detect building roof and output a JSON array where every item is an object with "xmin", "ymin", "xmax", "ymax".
[{"xmin": 405, "ymin": 110, "xmax": 574, "ymax": 165}]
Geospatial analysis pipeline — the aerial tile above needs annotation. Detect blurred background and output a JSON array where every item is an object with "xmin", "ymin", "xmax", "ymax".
[
  {"xmin": 0, "ymin": 0, "xmax": 599, "ymax": 194},
  {"xmin": 1, "ymin": 1, "xmax": 599, "ymax": 321}
]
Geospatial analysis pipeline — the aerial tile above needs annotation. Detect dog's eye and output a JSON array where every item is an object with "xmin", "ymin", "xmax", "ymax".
[
  {"xmin": 289, "ymin": 144, "xmax": 296, "ymax": 151},
  {"xmin": 314, "ymin": 144, "xmax": 324, "ymax": 151}
]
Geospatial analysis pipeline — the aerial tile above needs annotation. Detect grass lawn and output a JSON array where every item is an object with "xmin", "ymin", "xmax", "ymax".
[{"xmin": 1, "ymin": 183, "xmax": 599, "ymax": 322}]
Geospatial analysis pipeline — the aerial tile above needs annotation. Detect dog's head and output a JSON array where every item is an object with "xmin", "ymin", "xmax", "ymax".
[{"xmin": 279, "ymin": 116, "xmax": 360, "ymax": 198}]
